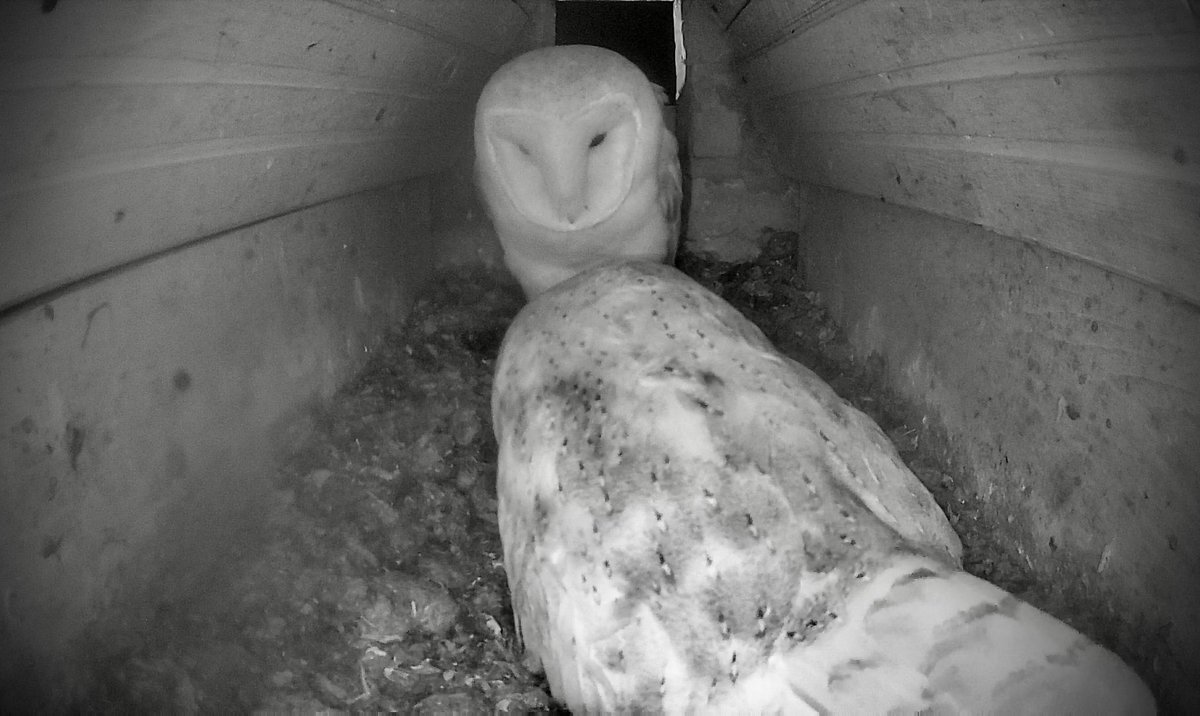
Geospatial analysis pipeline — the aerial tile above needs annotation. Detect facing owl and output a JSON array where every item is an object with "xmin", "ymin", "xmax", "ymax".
[{"xmin": 474, "ymin": 45, "xmax": 682, "ymax": 298}]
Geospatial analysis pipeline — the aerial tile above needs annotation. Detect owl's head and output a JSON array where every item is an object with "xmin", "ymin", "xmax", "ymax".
[{"xmin": 474, "ymin": 45, "xmax": 668, "ymax": 232}]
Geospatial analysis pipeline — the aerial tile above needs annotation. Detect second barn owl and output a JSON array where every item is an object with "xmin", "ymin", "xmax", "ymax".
[{"xmin": 474, "ymin": 45, "xmax": 682, "ymax": 298}]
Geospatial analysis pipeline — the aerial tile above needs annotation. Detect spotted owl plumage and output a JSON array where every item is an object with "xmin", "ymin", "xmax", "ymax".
[
  {"xmin": 491, "ymin": 261, "xmax": 1154, "ymax": 714},
  {"xmin": 474, "ymin": 45, "xmax": 681, "ymax": 298}
]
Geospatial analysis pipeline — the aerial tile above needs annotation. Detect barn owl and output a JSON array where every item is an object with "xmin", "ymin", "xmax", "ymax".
[
  {"xmin": 491, "ymin": 261, "xmax": 1155, "ymax": 714},
  {"xmin": 474, "ymin": 45, "xmax": 681, "ymax": 298}
]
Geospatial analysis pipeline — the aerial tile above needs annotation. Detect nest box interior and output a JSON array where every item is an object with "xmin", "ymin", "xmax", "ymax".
[{"xmin": 0, "ymin": 0, "xmax": 1196, "ymax": 711}]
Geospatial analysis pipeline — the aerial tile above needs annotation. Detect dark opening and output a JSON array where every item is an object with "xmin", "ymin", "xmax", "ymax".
[{"xmin": 555, "ymin": 1, "xmax": 676, "ymax": 104}]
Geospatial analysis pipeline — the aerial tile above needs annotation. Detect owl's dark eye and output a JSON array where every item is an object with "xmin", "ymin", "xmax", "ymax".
[
  {"xmin": 517, "ymin": 143, "xmax": 531, "ymax": 156},
  {"xmin": 588, "ymin": 132, "xmax": 607, "ymax": 149}
]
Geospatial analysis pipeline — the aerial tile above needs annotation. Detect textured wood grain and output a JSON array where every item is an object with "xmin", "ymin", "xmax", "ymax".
[
  {"xmin": 718, "ymin": 0, "xmax": 1200, "ymax": 304},
  {"xmin": 801, "ymin": 186, "xmax": 1200, "ymax": 713},
  {"xmin": 733, "ymin": 0, "xmax": 1192, "ymax": 70},
  {"xmin": 767, "ymin": 131, "xmax": 1200, "ymax": 302},
  {"xmin": 0, "ymin": 0, "xmax": 527, "ymax": 310},
  {"xmin": 0, "ymin": 179, "xmax": 438, "ymax": 708}
]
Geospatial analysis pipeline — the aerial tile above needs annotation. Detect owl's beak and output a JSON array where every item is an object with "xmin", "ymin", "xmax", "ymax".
[
  {"xmin": 549, "ymin": 179, "xmax": 586, "ymax": 226},
  {"xmin": 558, "ymin": 196, "xmax": 586, "ymax": 225},
  {"xmin": 545, "ymin": 145, "xmax": 587, "ymax": 226}
]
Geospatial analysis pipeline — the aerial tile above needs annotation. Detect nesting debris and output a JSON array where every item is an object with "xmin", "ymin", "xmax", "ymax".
[{"xmin": 81, "ymin": 265, "xmax": 564, "ymax": 713}]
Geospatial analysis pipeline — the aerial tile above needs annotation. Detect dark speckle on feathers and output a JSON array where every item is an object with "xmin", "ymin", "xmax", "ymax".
[
  {"xmin": 745, "ymin": 513, "xmax": 759, "ymax": 539},
  {"xmin": 1045, "ymin": 638, "xmax": 1091, "ymax": 666},
  {"xmin": 755, "ymin": 606, "xmax": 771, "ymax": 639},
  {"xmin": 532, "ymin": 494, "xmax": 548, "ymax": 531},
  {"xmin": 896, "ymin": 566, "xmax": 939, "ymax": 586},
  {"xmin": 964, "ymin": 594, "xmax": 1021, "ymax": 622}
]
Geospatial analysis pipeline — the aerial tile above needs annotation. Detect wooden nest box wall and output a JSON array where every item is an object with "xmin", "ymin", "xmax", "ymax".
[{"xmin": 0, "ymin": 0, "xmax": 1196, "ymax": 711}]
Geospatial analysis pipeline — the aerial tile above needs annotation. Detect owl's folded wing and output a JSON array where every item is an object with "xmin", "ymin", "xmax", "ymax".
[{"xmin": 657, "ymin": 128, "xmax": 682, "ymax": 264}]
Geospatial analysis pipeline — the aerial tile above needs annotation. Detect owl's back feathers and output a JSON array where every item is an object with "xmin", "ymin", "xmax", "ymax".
[
  {"xmin": 492, "ymin": 261, "xmax": 1154, "ymax": 714},
  {"xmin": 475, "ymin": 46, "xmax": 682, "ymax": 298}
]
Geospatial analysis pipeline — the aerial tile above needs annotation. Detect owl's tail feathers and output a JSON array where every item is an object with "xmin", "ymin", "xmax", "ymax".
[{"xmin": 777, "ymin": 555, "xmax": 1156, "ymax": 715}]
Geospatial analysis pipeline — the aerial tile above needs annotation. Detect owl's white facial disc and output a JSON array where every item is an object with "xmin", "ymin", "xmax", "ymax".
[{"xmin": 484, "ymin": 95, "xmax": 641, "ymax": 231}]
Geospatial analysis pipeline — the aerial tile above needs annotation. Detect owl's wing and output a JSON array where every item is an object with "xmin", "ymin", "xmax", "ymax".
[
  {"xmin": 649, "ymin": 82, "xmax": 682, "ymax": 264},
  {"xmin": 775, "ymin": 554, "xmax": 1155, "ymax": 714},
  {"xmin": 473, "ymin": 157, "xmax": 498, "ymax": 225},
  {"xmin": 657, "ymin": 128, "xmax": 682, "ymax": 264},
  {"xmin": 776, "ymin": 354, "xmax": 964, "ymax": 563}
]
